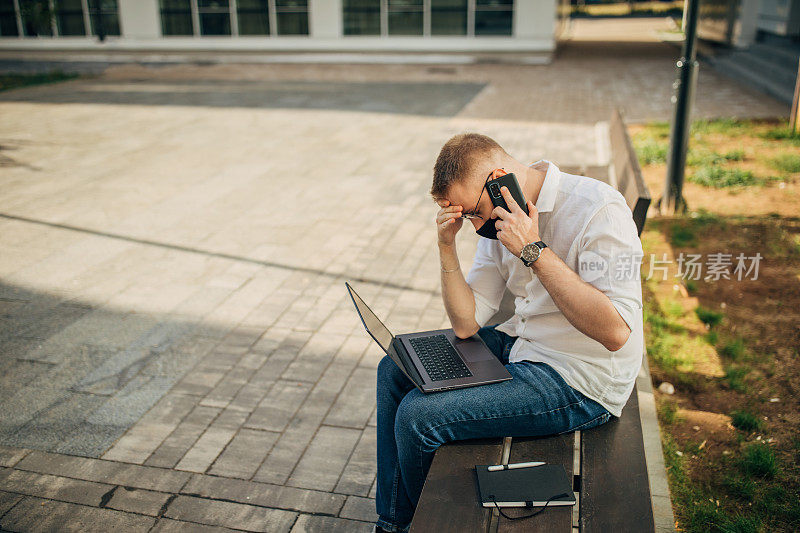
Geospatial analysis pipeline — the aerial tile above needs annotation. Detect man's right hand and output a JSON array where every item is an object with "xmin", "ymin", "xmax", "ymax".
[{"xmin": 436, "ymin": 200, "xmax": 463, "ymax": 247}]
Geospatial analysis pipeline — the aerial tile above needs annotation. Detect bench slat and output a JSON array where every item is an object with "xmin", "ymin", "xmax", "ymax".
[
  {"xmin": 579, "ymin": 389, "xmax": 655, "ymax": 532},
  {"xmin": 497, "ymin": 433, "xmax": 575, "ymax": 533},
  {"xmin": 410, "ymin": 438, "xmax": 504, "ymax": 533}
]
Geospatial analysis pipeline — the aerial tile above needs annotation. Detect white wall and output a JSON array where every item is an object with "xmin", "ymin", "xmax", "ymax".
[
  {"xmin": 119, "ymin": 0, "xmax": 161, "ymax": 40},
  {"xmin": 310, "ymin": 0, "xmax": 342, "ymax": 39},
  {"xmin": 515, "ymin": 0, "xmax": 556, "ymax": 42}
]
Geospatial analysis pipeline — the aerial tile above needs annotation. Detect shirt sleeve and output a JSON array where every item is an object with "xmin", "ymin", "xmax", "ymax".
[
  {"xmin": 578, "ymin": 199, "xmax": 644, "ymax": 333},
  {"xmin": 464, "ymin": 237, "xmax": 507, "ymax": 328}
]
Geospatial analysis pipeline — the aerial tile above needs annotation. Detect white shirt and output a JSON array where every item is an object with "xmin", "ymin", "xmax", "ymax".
[{"xmin": 465, "ymin": 160, "xmax": 644, "ymax": 417}]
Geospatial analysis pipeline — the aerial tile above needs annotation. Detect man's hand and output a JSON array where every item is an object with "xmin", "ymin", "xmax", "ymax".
[
  {"xmin": 435, "ymin": 199, "xmax": 463, "ymax": 247},
  {"xmin": 493, "ymin": 186, "xmax": 540, "ymax": 257}
]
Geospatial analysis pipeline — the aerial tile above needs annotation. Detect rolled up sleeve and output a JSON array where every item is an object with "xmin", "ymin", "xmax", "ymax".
[
  {"xmin": 578, "ymin": 199, "xmax": 644, "ymax": 332},
  {"xmin": 464, "ymin": 238, "xmax": 507, "ymax": 328}
]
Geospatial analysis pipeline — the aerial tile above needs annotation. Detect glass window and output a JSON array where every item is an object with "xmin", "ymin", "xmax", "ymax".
[
  {"xmin": 275, "ymin": 0, "xmax": 307, "ymax": 35},
  {"xmin": 20, "ymin": 0, "xmax": 53, "ymax": 36},
  {"xmin": 160, "ymin": 0, "xmax": 193, "ymax": 35},
  {"xmin": 387, "ymin": 0, "xmax": 422, "ymax": 36},
  {"xmin": 475, "ymin": 0, "xmax": 513, "ymax": 36},
  {"xmin": 88, "ymin": 0, "xmax": 120, "ymax": 37},
  {"xmin": 237, "ymin": 0, "xmax": 269, "ymax": 35},
  {"xmin": 0, "ymin": 0, "xmax": 19, "ymax": 37},
  {"xmin": 343, "ymin": 0, "xmax": 379, "ymax": 36},
  {"xmin": 431, "ymin": 0, "xmax": 467, "ymax": 36},
  {"xmin": 55, "ymin": 0, "xmax": 85, "ymax": 36},
  {"xmin": 198, "ymin": 0, "xmax": 230, "ymax": 36}
]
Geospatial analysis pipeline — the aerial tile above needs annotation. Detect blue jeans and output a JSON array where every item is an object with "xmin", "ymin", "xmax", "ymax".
[{"xmin": 375, "ymin": 323, "xmax": 613, "ymax": 532}]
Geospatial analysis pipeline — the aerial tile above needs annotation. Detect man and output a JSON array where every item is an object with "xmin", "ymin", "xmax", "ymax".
[{"xmin": 373, "ymin": 133, "xmax": 644, "ymax": 533}]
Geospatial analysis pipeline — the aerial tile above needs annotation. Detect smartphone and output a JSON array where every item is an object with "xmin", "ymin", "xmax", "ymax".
[{"xmin": 486, "ymin": 172, "xmax": 529, "ymax": 216}]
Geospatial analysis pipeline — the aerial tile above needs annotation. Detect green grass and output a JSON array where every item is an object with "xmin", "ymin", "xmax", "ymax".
[
  {"xmin": 760, "ymin": 126, "xmax": 800, "ymax": 146},
  {"xmin": 720, "ymin": 338, "xmax": 746, "ymax": 361},
  {"xmin": 684, "ymin": 279, "xmax": 698, "ymax": 295},
  {"xmin": 691, "ymin": 118, "xmax": 750, "ymax": 136},
  {"xmin": 705, "ymin": 330, "xmax": 719, "ymax": 346},
  {"xmin": 730, "ymin": 409, "xmax": 764, "ymax": 432},
  {"xmin": 689, "ymin": 166, "xmax": 764, "ymax": 188},
  {"xmin": 0, "ymin": 71, "xmax": 79, "ymax": 92},
  {"xmin": 635, "ymin": 139, "xmax": 669, "ymax": 165},
  {"xmin": 696, "ymin": 306, "xmax": 724, "ymax": 328},
  {"xmin": 740, "ymin": 442, "xmax": 778, "ymax": 479},
  {"xmin": 724, "ymin": 365, "xmax": 749, "ymax": 392},
  {"xmin": 767, "ymin": 153, "xmax": 800, "ymax": 173},
  {"xmin": 723, "ymin": 473, "xmax": 756, "ymax": 501},
  {"xmin": 687, "ymin": 149, "xmax": 746, "ymax": 166},
  {"xmin": 658, "ymin": 399, "xmax": 681, "ymax": 425},
  {"xmin": 669, "ymin": 223, "xmax": 697, "ymax": 247}
]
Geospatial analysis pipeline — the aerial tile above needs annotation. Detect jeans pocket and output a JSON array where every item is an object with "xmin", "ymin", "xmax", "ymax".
[{"xmin": 567, "ymin": 411, "xmax": 612, "ymax": 434}]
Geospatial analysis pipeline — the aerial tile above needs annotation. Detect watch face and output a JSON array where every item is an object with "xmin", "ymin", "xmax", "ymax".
[{"xmin": 522, "ymin": 243, "xmax": 540, "ymax": 263}]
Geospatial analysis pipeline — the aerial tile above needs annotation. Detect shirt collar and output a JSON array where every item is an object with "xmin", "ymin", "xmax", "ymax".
[{"xmin": 528, "ymin": 159, "xmax": 560, "ymax": 214}]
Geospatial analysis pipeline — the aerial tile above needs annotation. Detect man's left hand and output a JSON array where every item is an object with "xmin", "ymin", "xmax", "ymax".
[{"xmin": 493, "ymin": 186, "xmax": 540, "ymax": 258}]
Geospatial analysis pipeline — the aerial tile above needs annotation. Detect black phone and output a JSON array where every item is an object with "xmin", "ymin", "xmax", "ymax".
[{"xmin": 486, "ymin": 172, "xmax": 529, "ymax": 216}]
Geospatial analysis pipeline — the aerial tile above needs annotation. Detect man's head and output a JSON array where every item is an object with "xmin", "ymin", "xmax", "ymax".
[{"xmin": 430, "ymin": 133, "xmax": 522, "ymax": 230}]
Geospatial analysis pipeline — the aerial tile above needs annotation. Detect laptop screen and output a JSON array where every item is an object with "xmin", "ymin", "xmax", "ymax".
[{"xmin": 345, "ymin": 283, "xmax": 393, "ymax": 353}]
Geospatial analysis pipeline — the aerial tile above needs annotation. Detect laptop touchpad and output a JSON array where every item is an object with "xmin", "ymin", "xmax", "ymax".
[{"xmin": 454, "ymin": 338, "xmax": 495, "ymax": 362}]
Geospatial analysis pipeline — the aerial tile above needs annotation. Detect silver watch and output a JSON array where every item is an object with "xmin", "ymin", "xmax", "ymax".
[{"xmin": 520, "ymin": 241, "xmax": 548, "ymax": 267}]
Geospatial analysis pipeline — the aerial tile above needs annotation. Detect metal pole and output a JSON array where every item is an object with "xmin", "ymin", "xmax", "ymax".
[{"xmin": 660, "ymin": 0, "xmax": 700, "ymax": 215}]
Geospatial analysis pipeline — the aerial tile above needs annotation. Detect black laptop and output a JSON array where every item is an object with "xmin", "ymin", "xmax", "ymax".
[{"xmin": 345, "ymin": 282, "xmax": 511, "ymax": 392}]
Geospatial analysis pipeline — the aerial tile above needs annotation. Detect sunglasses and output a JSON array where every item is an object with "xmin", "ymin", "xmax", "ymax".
[{"xmin": 460, "ymin": 168, "xmax": 507, "ymax": 220}]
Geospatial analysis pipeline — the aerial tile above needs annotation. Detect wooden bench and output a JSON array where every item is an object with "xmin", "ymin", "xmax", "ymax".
[{"xmin": 409, "ymin": 109, "xmax": 653, "ymax": 533}]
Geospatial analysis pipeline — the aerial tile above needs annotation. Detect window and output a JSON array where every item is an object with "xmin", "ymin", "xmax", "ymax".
[
  {"xmin": 237, "ymin": 0, "xmax": 269, "ymax": 35},
  {"xmin": 198, "ymin": 0, "xmax": 230, "ymax": 35},
  {"xmin": 0, "ymin": 0, "xmax": 19, "ymax": 36},
  {"xmin": 55, "ymin": 0, "xmax": 85, "ymax": 36},
  {"xmin": 387, "ymin": 0, "xmax": 422, "ymax": 36},
  {"xmin": 431, "ymin": 0, "xmax": 467, "ymax": 36},
  {"xmin": 20, "ymin": 0, "xmax": 53, "ymax": 36},
  {"xmin": 160, "ymin": 0, "xmax": 193, "ymax": 35},
  {"xmin": 343, "ymin": 0, "xmax": 379, "ymax": 36},
  {"xmin": 475, "ymin": 0, "xmax": 512, "ymax": 36},
  {"xmin": 275, "ymin": 0, "xmax": 307, "ymax": 35},
  {"xmin": 88, "ymin": 0, "xmax": 120, "ymax": 37}
]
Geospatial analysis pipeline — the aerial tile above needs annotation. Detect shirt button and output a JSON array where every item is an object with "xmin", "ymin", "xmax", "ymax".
[
  {"xmin": 524, "ymin": 298, "xmax": 530, "ymax": 304},
  {"xmin": 521, "ymin": 318, "xmax": 526, "ymax": 322}
]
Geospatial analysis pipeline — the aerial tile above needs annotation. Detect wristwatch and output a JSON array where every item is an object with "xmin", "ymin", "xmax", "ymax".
[{"xmin": 520, "ymin": 241, "xmax": 548, "ymax": 267}]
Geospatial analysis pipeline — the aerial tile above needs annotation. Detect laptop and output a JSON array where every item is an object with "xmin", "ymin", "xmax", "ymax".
[{"xmin": 345, "ymin": 282, "xmax": 511, "ymax": 393}]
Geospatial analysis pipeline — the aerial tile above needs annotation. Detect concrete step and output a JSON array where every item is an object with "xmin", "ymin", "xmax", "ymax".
[{"xmin": 708, "ymin": 53, "xmax": 796, "ymax": 104}]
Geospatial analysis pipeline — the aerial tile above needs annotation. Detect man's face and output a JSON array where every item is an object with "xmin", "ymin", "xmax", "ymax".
[{"xmin": 438, "ymin": 171, "xmax": 494, "ymax": 231}]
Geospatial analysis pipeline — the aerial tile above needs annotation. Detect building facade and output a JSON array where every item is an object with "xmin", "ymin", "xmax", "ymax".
[{"xmin": 0, "ymin": 1, "xmax": 557, "ymax": 53}]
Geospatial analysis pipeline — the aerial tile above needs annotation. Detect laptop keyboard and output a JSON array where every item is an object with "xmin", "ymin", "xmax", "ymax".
[{"xmin": 408, "ymin": 335, "xmax": 473, "ymax": 382}]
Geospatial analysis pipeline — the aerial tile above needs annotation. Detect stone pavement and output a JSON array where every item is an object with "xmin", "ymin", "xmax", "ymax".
[{"xmin": 0, "ymin": 28, "xmax": 789, "ymax": 532}]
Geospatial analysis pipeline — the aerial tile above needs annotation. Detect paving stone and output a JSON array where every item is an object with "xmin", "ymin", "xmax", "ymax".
[
  {"xmin": 101, "ymin": 393, "xmax": 198, "ymax": 464},
  {"xmin": 0, "ymin": 445, "xmax": 30, "ymax": 468},
  {"xmin": 14, "ymin": 450, "xmax": 190, "ymax": 492},
  {"xmin": 164, "ymin": 495, "xmax": 297, "ymax": 532},
  {"xmin": 291, "ymin": 514, "xmax": 374, "ymax": 533},
  {"xmin": 0, "ymin": 495, "xmax": 155, "ymax": 532},
  {"xmin": 145, "ymin": 405, "xmax": 221, "ymax": 469},
  {"xmin": 150, "ymin": 517, "xmax": 238, "ymax": 532},
  {"xmin": 335, "ymin": 426, "xmax": 377, "ymax": 497},
  {"xmin": 244, "ymin": 380, "xmax": 312, "ymax": 433},
  {"xmin": 339, "ymin": 495, "xmax": 378, "ymax": 523},
  {"xmin": 182, "ymin": 474, "xmax": 345, "ymax": 515},
  {"xmin": 107, "ymin": 486, "xmax": 172, "ymax": 516},
  {"xmin": 287, "ymin": 426, "xmax": 362, "ymax": 492},
  {"xmin": 0, "ymin": 467, "xmax": 113, "ymax": 506},
  {"xmin": 207, "ymin": 428, "xmax": 280, "ymax": 479},
  {"xmin": 175, "ymin": 409, "xmax": 248, "ymax": 473},
  {"xmin": 324, "ymin": 367, "xmax": 377, "ymax": 429},
  {"xmin": 0, "ymin": 490, "xmax": 23, "ymax": 518}
]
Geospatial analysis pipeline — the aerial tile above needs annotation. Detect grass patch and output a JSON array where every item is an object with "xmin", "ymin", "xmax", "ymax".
[
  {"xmin": 0, "ymin": 71, "xmax": 79, "ymax": 92},
  {"xmin": 635, "ymin": 139, "xmax": 669, "ymax": 165},
  {"xmin": 760, "ymin": 126, "xmax": 800, "ymax": 145},
  {"xmin": 687, "ymin": 149, "xmax": 746, "ymax": 166},
  {"xmin": 658, "ymin": 399, "xmax": 681, "ymax": 425},
  {"xmin": 669, "ymin": 223, "xmax": 697, "ymax": 247},
  {"xmin": 740, "ymin": 442, "xmax": 778, "ymax": 479},
  {"xmin": 730, "ymin": 409, "xmax": 763, "ymax": 432},
  {"xmin": 696, "ymin": 306, "xmax": 724, "ymax": 328},
  {"xmin": 767, "ymin": 153, "xmax": 800, "ymax": 173},
  {"xmin": 690, "ymin": 118, "xmax": 750, "ymax": 136},
  {"xmin": 705, "ymin": 330, "xmax": 719, "ymax": 346},
  {"xmin": 723, "ymin": 473, "xmax": 756, "ymax": 501},
  {"xmin": 689, "ymin": 166, "xmax": 765, "ymax": 188},
  {"xmin": 723, "ymin": 365, "xmax": 749, "ymax": 392},
  {"xmin": 720, "ymin": 338, "xmax": 746, "ymax": 361}
]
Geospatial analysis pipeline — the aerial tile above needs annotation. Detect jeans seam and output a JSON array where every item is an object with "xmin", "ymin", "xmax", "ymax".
[{"xmin": 564, "ymin": 411, "xmax": 611, "ymax": 434}]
